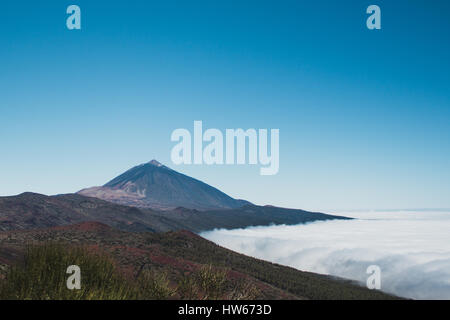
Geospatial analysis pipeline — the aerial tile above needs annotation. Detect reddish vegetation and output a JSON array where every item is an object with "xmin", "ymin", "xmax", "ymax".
[{"xmin": 52, "ymin": 221, "xmax": 112, "ymax": 232}]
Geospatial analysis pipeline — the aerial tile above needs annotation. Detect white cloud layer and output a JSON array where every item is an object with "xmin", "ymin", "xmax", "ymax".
[{"xmin": 201, "ymin": 211, "xmax": 450, "ymax": 299}]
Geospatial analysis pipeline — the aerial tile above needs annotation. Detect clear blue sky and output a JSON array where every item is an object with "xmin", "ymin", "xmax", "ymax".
[{"xmin": 1, "ymin": 0, "xmax": 449, "ymax": 211}]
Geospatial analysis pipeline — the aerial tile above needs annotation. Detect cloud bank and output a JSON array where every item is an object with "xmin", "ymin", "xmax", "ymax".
[{"xmin": 201, "ymin": 211, "xmax": 450, "ymax": 299}]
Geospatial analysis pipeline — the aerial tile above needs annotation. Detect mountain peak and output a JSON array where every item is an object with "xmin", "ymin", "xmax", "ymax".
[
  {"xmin": 148, "ymin": 159, "xmax": 163, "ymax": 167},
  {"xmin": 78, "ymin": 161, "xmax": 251, "ymax": 210}
]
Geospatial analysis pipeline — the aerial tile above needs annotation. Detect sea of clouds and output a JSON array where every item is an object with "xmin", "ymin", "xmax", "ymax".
[{"xmin": 201, "ymin": 210, "xmax": 450, "ymax": 299}]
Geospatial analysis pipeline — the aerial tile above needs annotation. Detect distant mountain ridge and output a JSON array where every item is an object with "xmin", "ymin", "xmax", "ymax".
[
  {"xmin": 0, "ymin": 192, "xmax": 349, "ymax": 233},
  {"xmin": 78, "ymin": 160, "xmax": 250, "ymax": 210}
]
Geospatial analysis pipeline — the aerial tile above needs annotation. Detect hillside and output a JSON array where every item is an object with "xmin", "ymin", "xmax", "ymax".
[
  {"xmin": 0, "ymin": 192, "xmax": 349, "ymax": 233},
  {"xmin": 0, "ymin": 222, "xmax": 397, "ymax": 300},
  {"xmin": 153, "ymin": 205, "xmax": 350, "ymax": 233}
]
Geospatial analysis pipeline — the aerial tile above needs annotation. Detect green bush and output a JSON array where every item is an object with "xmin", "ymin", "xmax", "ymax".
[
  {"xmin": 176, "ymin": 274, "xmax": 199, "ymax": 299},
  {"xmin": 197, "ymin": 264, "xmax": 227, "ymax": 300},
  {"xmin": 175, "ymin": 265, "xmax": 259, "ymax": 300},
  {"xmin": 136, "ymin": 270, "xmax": 175, "ymax": 300},
  {"xmin": 0, "ymin": 244, "xmax": 135, "ymax": 300}
]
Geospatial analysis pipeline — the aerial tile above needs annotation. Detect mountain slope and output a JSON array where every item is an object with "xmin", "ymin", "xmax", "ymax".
[
  {"xmin": 0, "ymin": 192, "xmax": 173, "ymax": 232},
  {"xmin": 0, "ymin": 222, "xmax": 398, "ymax": 300},
  {"xmin": 0, "ymin": 193, "xmax": 349, "ymax": 233},
  {"xmin": 78, "ymin": 160, "xmax": 250, "ymax": 210},
  {"xmin": 152, "ymin": 205, "xmax": 350, "ymax": 233}
]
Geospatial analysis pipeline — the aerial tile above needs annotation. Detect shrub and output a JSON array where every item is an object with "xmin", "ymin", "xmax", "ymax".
[
  {"xmin": 0, "ymin": 244, "xmax": 135, "ymax": 300},
  {"xmin": 136, "ymin": 270, "xmax": 175, "ymax": 300}
]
